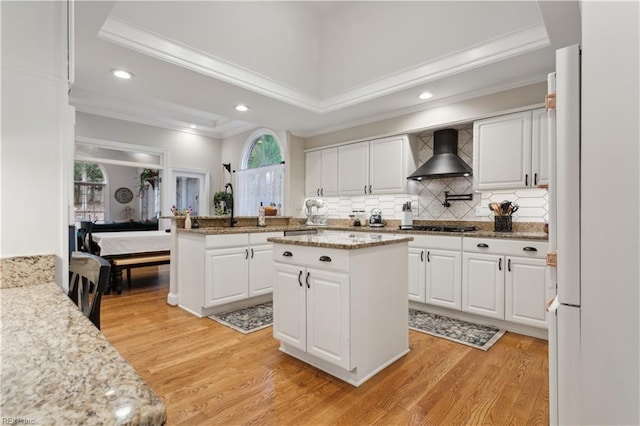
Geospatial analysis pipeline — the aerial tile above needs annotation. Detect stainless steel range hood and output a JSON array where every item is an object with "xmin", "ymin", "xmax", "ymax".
[{"xmin": 407, "ymin": 129, "xmax": 472, "ymax": 180}]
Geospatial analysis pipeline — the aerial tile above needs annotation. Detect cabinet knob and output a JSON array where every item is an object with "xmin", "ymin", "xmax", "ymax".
[
  {"xmin": 477, "ymin": 243, "xmax": 489, "ymax": 248},
  {"xmin": 319, "ymin": 255, "xmax": 332, "ymax": 262},
  {"xmin": 282, "ymin": 251, "xmax": 293, "ymax": 257}
]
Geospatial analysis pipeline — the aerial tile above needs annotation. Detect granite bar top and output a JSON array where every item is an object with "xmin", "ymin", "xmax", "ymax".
[
  {"xmin": 0, "ymin": 282, "xmax": 166, "ymax": 425},
  {"xmin": 177, "ymin": 224, "xmax": 548, "ymax": 241},
  {"xmin": 267, "ymin": 232, "xmax": 413, "ymax": 250}
]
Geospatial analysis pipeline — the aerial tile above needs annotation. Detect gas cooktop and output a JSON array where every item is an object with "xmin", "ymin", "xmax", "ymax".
[{"xmin": 399, "ymin": 225, "xmax": 477, "ymax": 232}]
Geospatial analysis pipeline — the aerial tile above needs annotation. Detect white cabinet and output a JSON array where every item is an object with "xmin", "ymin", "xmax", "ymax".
[
  {"xmin": 177, "ymin": 231, "xmax": 282, "ymax": 316},
  {"xmin": 274, "ymin": 262, "xmax": 351, "ymax": 369},
  {"xmin": 408, "ymin": 235, "xmax": 462, "ymax": 310},
  {"xmin": 337, "ymin": 135, "xmax": 416, "ymax": 195},
  {"xmin": 462, "ymin": 238, "xmax": 548, "ymax": 327},
  {"xmin": 462, "ymin": 252, "xmax": 505, "ymax": 319},
  {"xmin": 305, "ymin": 148, "xmax": 338, "ymax": 197},
  {"xmin": 505, "ymin": 256, "xmax": 548, "ymax": 328},
  {"xmin": 473, "ymin": 108, "xmax": 548, "ymax": 190},
  {"xmin": 272, "ymin": 240, "xmax": 409, "ymax": 386}
]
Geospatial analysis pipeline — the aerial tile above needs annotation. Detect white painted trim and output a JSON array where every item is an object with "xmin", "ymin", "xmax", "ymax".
[
  {"xmin": 240, "ymin": 128, "xmax": 286, "ymax": 169},
  {"xmin": 98, "ymin": 17, "xmax": 549, "ymax": 114}
]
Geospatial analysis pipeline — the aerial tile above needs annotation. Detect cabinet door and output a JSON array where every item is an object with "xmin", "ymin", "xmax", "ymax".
[
  {"xmin": 320, "ymin": 148, "xmax": 338, "ymax": 196},
  {"xmin": 505, "ymin": 256, "xmax": 548, "ymax": 328},
  {"xmin": 305, "ymin": 150, "xmax": 322, "ymax": 197},
  {"xmin": 369, "ymin": 136, "xmax": 406, "ymax": 194},
  {"xmin": 204, "ymin": 247, "xmax": 249, "ymax": 307},
  {"xmin": 531, "ymin": 107, "xmax": 549, "ymax": 186},
  {"xmin": 273, "ymin": 263, "xmax": 306, "ymax": 351},
  {"xmin": 306, "ymin": 268, "xmax": 351, "ymax": 370},
  {"xmin": 426, "ymin": 249, "xmax": 462, "ymax": 310},
  {"xmin": 249, "ymin": 244, "xmax": 274, "ymax": 296},
  {"xmin": 462, "ymin": 252, "xmax": 505, "ymax": 319},
  {"xmin": 408, "ymin": 247, "xmax": 426, "ymax": 303},
  {"xmin": 473, "ymin": 111, "xmax": 532, "ymax": 191},
  {"xmin": 338, "ymin": 142, "xmax": 369, "ymax": 195}
]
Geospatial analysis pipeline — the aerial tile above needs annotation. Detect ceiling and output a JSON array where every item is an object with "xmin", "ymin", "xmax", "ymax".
[{"xmin": 70, "ymin": 1, "xmax": 580, "ymax": 139}]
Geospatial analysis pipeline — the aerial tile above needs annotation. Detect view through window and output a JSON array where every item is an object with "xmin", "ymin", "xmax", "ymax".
[
  {"xmin": 74, "ymin": 161, "xmax": 106, "ymax": 223},
  {"xmin": 236, "ymin": 133, "xmax": 284, "ymax": 216}
]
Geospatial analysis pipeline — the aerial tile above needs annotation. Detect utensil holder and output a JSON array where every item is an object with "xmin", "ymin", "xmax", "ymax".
[{"xmin": 494, "ymin": 216, "xmax": 512, "ymax": 232}]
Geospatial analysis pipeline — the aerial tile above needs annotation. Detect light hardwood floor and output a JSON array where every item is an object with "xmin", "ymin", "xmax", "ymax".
[{"xmin": 101, "ymin": 266, "xmax": 549, "ymax": 426}]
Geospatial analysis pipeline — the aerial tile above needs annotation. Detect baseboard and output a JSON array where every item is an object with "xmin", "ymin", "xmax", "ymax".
[{"xmin": 166, "ymin": 292, "xmax": 179, "ymax": 306}]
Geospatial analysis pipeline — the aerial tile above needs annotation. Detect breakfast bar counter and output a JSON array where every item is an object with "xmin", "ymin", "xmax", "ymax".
[{"xmin": 0, "ymin": 281, "xmax": 166, "ymax": 425}]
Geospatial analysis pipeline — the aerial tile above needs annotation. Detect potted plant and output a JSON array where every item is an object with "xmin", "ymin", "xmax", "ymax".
[
  {"xmin": 212, "ymin": 191, "xmax": 233, "ymax": 215},
  {"xmin": 138, "ymin": 168, "xmax": 159, "ymax": 192}
]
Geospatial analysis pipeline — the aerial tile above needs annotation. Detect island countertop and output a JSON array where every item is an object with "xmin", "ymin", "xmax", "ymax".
[
  {"xmin": 0, "ymin": 281, "xmax": 166, "ymax": 425},
  {"xmin": 267, "ymin": 231, "xmax": 413, "ymax": 250}
]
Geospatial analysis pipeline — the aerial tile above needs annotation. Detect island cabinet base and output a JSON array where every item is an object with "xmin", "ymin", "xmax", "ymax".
[
  {"xmin": 279, "ymin": 343, "xmax": 410, "ymax": 387},
  {"xmin": 272, "ymin": 240, "xmax": 410, "ymax": 387}
]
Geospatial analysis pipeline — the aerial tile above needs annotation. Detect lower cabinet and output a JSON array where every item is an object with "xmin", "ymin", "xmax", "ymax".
[
  {"xmin": 273, "ymin": 263, "xmax": 350, "ymax": 370},
  {"xmin": 408, "ymin": 235, "xmax": 462, "ymax": 310},
  {"xmin": 462, "ymin": 238, "xmax": 549, "ymax": 328},
  {"xmin": 177, "ymin": 231, "xmax": 282, "ymax": 316}
]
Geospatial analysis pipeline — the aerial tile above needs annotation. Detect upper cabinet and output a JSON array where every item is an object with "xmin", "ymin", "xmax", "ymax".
[
  {"xmin": 337, "ymin": 135, "xmax": 416, "ymax": 196},
  {"xmin": 305, "ymin": 147, "xmax": 338, "ymax": 197},
  {"xmin": 473, "ymin": 108, "xmax": 548, "ymax": 191}
]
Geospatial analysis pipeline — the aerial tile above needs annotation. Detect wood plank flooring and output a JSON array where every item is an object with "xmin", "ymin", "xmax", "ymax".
[{"xmin": 101, "ymin": 266, "xmax": 549, "ymax": 426}]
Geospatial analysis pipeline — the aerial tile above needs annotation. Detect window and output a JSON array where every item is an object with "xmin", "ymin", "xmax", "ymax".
[
  {"xmin": 236, "ymin": 132, "xmax": 285, "ymax": 216},
  {"xmin": 74, "ymin": 161, "xmax": 107, "ymax": 223}
]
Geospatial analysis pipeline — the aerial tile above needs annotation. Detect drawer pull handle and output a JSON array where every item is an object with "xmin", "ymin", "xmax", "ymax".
[
  {"xmin": 319, "ymin": 256, "xmax": 332, "ymax": 262},
  {"xmin": 427, "ymin": 251, "xmax": 430, "ymax": 262},
  {"xmin": 297, "ymin": 270, "xmax": 303, "ymax": 287},
  {"xmin": 282, "ymin": 251, "xmax": 293, "ymax": 257},
  {"xmin": 499, "ymin": 258, "xmax": 502, "ymax": 271},
  {"xmin": 523, "ymin": 247, "xmax": 538, "ymax": 252},
  {"xmin": 251, "ymin": 248, "xmax": 254, "ymax": 258},
  {"xmin": 245, "ymin": 249, "xmax": 249, "ymax": 259},
  {"xmin": 477, "ymin": 243, "xmax": 489, "ymax": 248},
  {"xmin": 305, "ymin": 272, "xmax": 310, "ymax": 288},
  {"xmin": 508, "ymin": 258, "xmax": 511, "ymax": 272},
  {"xmin": 420, "ymin": 251, "xmax": 424, "ymax": 262}
]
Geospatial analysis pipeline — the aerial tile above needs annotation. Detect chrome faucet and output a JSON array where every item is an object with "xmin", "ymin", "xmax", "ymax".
[{"xmin": 224, "ymin": 183, "xmax": 237, "ymax": 227}]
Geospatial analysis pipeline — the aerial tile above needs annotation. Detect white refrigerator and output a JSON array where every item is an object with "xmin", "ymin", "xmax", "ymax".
[{"xmin": 547, "ymin": 44, "xmax": 581, "ymax": 426}]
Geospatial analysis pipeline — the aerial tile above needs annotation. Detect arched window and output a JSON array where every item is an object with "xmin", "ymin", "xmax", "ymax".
[
  {"xmin": 236, "ymin": 131, "xmax": 285, "ymax": 216},
  {"xmin": 74, "ymin": 161, "xmax": 107, "ymax": 223}
]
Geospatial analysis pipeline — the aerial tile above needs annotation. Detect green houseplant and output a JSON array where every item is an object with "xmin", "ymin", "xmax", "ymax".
[{"xmin": 212, "ymin": 191, "xmax": 233, "ymax": 215}]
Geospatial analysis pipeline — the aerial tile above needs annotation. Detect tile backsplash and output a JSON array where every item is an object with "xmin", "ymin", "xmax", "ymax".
[{"xmin": 304, "ymin": 126, "xmax": 548, "ymax": 223}]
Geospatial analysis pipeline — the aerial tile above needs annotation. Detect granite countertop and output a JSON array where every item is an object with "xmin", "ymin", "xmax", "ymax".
[
  {"xmin": 0, "ymin": 282, "xmax": 166, "ymax": 425},
  {"xmin": 178, "ymin": 224, "xmax": 548, "ymax": 241},
  {"xmin": 267, "ymin": 232, "xmax": 413, "ymax": 250}
]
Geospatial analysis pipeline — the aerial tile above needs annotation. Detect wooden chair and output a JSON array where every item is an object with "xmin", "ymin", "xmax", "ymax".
[
  {"xmin": 78, "ymin": 221, "xmax": 100, "ymax": 255},
  {"xmin": 69, "ymin": 252, "xmax": 111, "ymax": 329}
]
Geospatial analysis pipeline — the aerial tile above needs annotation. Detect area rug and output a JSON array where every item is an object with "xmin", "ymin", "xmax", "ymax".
[
  {"xmin": 409, "ymin": 308, "xmax": 506, "ymax": 351},
  {"xmin": 209, "ymin": 302, "xmax": 273, "ymax": 334}
]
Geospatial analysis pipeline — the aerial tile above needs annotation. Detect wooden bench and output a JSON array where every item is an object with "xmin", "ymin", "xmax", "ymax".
[{"xmin": 108, "ymin": 251, "xmax": 170, "ymax": 295}]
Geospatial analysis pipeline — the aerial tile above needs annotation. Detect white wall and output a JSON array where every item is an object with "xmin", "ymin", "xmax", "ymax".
[
  {"xmin": 304, "ymin": 82, "xmax": 546, "ymax": 150},
  {"xmin": 580, "ymin": 2, "xmax": 640, "ymax": 423},
  {"xmin": 75, "ymin": 112, "xmax": 222, "ymax": 220},
  {"xmin": 1, "ymin": 2, "xmax": 73, "ymax": 288}
]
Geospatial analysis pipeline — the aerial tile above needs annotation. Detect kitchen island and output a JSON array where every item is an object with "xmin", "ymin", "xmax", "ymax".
[{"xmin": 268, "ymin": 231, "xmax": 413, "ymax": 386}]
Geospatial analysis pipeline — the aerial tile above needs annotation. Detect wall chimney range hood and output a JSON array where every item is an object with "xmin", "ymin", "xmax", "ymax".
[{"xmin": 407, "ymin": 129, "xmax": 472, "ymax": 180}]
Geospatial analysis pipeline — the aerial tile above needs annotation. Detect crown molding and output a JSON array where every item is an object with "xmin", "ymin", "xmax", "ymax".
[{"xmin": 99, "ymin": 17, "xmax": 550, "ymax": 114}]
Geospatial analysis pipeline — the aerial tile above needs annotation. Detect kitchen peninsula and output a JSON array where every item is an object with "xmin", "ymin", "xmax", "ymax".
[{"xmin": 268, "ymin": 231, "xmax": 413, "ymax": 386}]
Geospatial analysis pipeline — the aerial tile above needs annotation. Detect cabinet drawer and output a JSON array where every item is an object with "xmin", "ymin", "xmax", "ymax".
[
  {"xmin": 273, "ymin": 244, "xmax": 350, "ymax": 272},
  {"xmin": 463, "ymin": 238, "xmax": 547, "ymax": 259},
  {"xmin": 205, "ymin": 233, "xmax": 249, "ymax": 249},
  {"xmin": 249, "ymin": 231, "xmax": 283, "ymax": 246},
  {"xmin": 409, "ymin": 234, "xmax": 462, "ymax": 251}
]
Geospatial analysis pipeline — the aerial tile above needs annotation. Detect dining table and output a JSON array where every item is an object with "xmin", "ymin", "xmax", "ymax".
[{"xmin": 92, "ymin": 230, "xmax": 171, "ymax": 256}]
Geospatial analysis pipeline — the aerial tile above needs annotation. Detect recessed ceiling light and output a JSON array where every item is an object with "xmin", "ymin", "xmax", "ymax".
[
  {"xmin": 190, "ymin": 124, "xmax": 196, "ymax": 129},
  {"xmin": 112, "ymin": 69, "xmax": 133, "ymax": 79},
  {"xmin": 418, "ymin": 91, "xmax": 433, "ymax": 100},
  {"xmin": 235, "ymin": 104, "xmax": 249, "ymax": 112}
]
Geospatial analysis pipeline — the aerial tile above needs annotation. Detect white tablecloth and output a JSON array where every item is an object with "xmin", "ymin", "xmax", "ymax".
[{"xmin": 92, "ymin": 230, "xmax": 171, "ymax": 256}]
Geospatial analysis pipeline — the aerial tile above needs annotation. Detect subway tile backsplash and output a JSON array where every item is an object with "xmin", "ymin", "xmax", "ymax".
[{"xmin": 303, "ymin": 126, "xmax": 548, "ymax": 223}]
